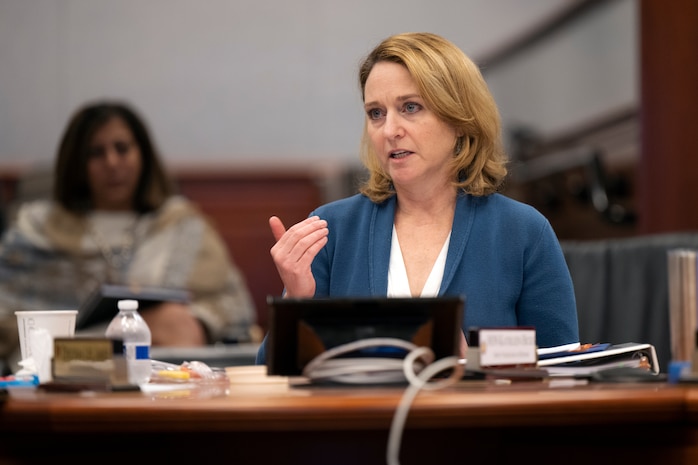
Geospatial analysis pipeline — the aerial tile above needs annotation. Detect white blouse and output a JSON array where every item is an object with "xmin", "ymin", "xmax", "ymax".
[{"xmin": 387, "ymin": 225, "xmax": 451, "ymax": 298}]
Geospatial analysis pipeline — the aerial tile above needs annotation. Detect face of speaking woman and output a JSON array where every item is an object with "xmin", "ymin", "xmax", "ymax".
[
  {"xmin": 86, "ymin": 115, "xmax": 144, "ymax": 211},
  {"xmin": 362, "ymin": 61, "xmax": 460, "ymax": 198}
]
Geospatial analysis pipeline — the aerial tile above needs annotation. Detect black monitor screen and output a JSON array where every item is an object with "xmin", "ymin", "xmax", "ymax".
[{"xmin": 266, "ymin": 295, "xmax": 465, "ymax": 376}]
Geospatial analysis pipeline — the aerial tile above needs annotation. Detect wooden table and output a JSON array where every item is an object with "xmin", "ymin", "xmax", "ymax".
[{"xmin": 1, "ymin": 374, "xmax": 697, "ymax": 465}]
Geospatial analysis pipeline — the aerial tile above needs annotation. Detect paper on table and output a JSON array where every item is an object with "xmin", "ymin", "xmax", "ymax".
[{"xmin": 537, "ymin": 343, "xmax": 611, "ymax": 361}]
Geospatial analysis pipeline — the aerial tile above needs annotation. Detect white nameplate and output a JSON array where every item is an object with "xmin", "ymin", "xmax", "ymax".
[{"xmin": 478, "ymin": 328, "xmax": 537, "ymax": 367}]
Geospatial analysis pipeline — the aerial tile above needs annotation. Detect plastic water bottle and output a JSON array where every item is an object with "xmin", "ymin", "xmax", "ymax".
[{"xmin": 105, "ymin": 299, "xmax": 152, "ymax": 385}]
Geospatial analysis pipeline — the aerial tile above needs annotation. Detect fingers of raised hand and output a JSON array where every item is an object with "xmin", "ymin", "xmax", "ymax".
[
  {"xmin": 271, "ymin": 216, "xmax": 328, "ymax": 265},
  {"xmin": 269, "ymin": 216, "xmax": 287, "ymax": 241}
]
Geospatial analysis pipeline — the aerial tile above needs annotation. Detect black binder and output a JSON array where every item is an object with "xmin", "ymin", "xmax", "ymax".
[{"xmin": 537, "ymin": 342, "xmax": 660, "ymax": 376}]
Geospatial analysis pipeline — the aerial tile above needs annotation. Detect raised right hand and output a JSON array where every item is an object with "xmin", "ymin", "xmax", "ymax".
[{"xmin": 269, "ymin": 215, "xmax": 329, "ymax": 298}]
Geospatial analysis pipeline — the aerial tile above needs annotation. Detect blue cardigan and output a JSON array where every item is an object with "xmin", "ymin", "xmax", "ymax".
[{"xmin": 256, "ymin": 192, "xmax": 579, "ymax": 364}]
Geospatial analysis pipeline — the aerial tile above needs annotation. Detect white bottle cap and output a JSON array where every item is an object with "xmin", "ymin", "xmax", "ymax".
[{"xmin": 118, "ymin": 299, "xmax": 139, "ymax": 311}]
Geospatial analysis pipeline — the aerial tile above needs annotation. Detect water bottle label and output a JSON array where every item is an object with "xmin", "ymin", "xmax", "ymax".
[
  {"xmin": 135, "ymin": 345, "xmax": 150, "ymax": 360},
  {"xmin": 122, "ymin": 343, "xmax": 150, "ymax": 361}
]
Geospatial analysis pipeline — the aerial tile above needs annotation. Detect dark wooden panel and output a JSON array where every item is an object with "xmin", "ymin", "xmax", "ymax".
[
  {"xmin": 639, "ymin": 0, "xmax": 698, "ymax": 233},
  {"xmin": 2, "ymin": 382, "xmax": 698, "ymax": 465},
  {"xmin": 175, "ymin": 166, "xmax": 335, "ymax": 331}
]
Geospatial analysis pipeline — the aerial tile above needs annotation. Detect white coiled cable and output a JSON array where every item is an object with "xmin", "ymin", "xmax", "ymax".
[{"xmin": 300, "ymin": 337, "xmax": 464, "ymax": 465}]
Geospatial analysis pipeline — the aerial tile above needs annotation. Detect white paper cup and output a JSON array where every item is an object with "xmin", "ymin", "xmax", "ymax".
[{"xmin": 15, "ymin": 310, "xmax": 78, "ymax": 382}]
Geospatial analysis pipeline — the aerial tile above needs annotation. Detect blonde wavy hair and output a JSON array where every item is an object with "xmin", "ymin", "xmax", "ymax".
[{"xmin": 358, "ymin": 32, "xmax": 508, "ymax": 203}]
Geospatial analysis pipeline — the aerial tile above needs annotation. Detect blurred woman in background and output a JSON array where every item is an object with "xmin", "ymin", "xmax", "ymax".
[{"xmin": 0, "ymin": 101, "xmax": 257, "ymax": 372}]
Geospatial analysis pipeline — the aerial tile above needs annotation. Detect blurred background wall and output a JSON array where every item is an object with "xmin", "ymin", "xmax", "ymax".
[
  {"xmin": 3, "ymin": 0, "xmax": 696, "ymax": 242},
  {"xmin": 0, "ymin": 0, "xmax": 634, "ymax": 167}
]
